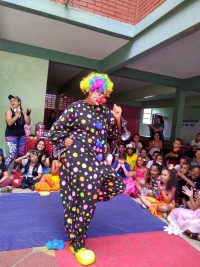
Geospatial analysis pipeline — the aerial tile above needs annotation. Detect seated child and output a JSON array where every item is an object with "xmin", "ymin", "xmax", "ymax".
[
  {"xmin": 146, "ymin": 151, "xmax": 160, "ymax": 169},
  {"xmin": 140, "ymin": 168, "xmax": 177, "ymax": 218},
  {"xmin": 0, "ymin": 154, "xmax": 12, "ymax": 193},
  {"xmin": 190, "ymin": 133, "xmax": 200, "ymax": 150},
  {"xmin": 35, "ymin": 157, "xmax": 60, "ymax": 192},
  {"xmin": 140, "ymin": 163, "xmax": 162, "ymax": 198},
  {"xmin": 174, "ymin": 155, "xmax": 190, "ymax": 170},
  {"xmin": 15, "ymin": 150, "xmax": 42, "ymax": 191},
  {"xmin": 176, "ymin": 163, "xmax": 190, "ymax": 207},
  {"xmin": 104, "ymin": 143, "xmax": 113, "ymax": 165},
  {"xmin": 112, "ymin": 152, "xmax": 131, "ymax": 179},
  {"xmin": 148, "ymin": 132, "xmax": 163, "ymax": 156},
  {"xmin": 176, "ymin": 166, "xmax": 200, "ymax": 209},
  {"xmin": 168, "ymin": 186, "xmax": 200, "ymax": 241},
  {"xmin": 131, "ymin": 133, "xmax": 143, "ymax": 155},
  {"xmin": 0, "ymin": 147, "xmax": 7, "ymax": 161},
  {"xmin": 165, "ymin": 138, "xmax": 184, "ymax": 166},
  {"xmin": 125, "ymin": 155, "xmax": 147, "ymax": 197},
  {"xmin": 192, "ymin": 149, "xmax": 200, "ymax": 167},
  {"xmin": 126, "ymin": 143, "xmax": 138, "ymax": 170},
  {"xmin": 154, "ymin": 153, "xmax": 166, "ymax": 167},
  {"xmin": 140, "ymin": 148, "xmax": 150, "ymax": 164}
]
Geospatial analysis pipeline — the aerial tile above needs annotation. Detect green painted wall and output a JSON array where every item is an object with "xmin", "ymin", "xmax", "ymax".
[
  {"xmin": 152, "ymin": 108, "xmax": 173, "ymax": 119},
  {"xmin": 0, "ymin": 51, "xmax": 49, "ymax": 152}
]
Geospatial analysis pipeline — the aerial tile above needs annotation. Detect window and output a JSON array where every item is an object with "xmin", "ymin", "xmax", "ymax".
[{"xmin": 142, "ymin": 108, "xmax": 152, "ymax": 124}]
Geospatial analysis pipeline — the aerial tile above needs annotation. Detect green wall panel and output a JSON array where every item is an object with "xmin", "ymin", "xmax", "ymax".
[{"xmin": 0, "ymin": 51, "xmax": 48, "ymax": 152}]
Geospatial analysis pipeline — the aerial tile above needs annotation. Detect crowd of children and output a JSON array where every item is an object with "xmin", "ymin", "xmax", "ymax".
[{"xmin": 0, "ymin": 131, "xmax": 200, "ymax": 241}]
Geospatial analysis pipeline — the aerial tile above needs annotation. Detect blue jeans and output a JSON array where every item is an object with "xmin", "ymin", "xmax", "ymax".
[{"xmin": 20, "ymin": 177, "xmax": 40, "ymax": 189}]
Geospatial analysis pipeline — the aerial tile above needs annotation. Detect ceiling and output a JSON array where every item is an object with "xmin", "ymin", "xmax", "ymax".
[
  {"xmin": 0, "ymin": 6, "xmax": 128, "ymax": 60},
  {"xmin": 126, "ymin": 30, "xmax": 200, "ymax": 79},
  {"xmin": 47, "ymin": 63, "xmax": 82, "ymax": 88},
  {"xmin": 1, "ymin": 4, "xmax": 200, "ymax": 104},
  {"xmin": 136, "ymin": 91, "xmax": 200, "ymax": 102}
]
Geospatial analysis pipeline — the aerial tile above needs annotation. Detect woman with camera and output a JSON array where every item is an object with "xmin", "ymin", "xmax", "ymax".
[{"xmin": 4, "ymin": 95, "xmax": 31, "ymax": 172}]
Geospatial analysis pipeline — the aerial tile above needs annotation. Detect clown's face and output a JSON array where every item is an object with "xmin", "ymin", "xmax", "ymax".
[{"xmin": 90, "ymin": 90, "xmax": 106, "ymax": 105}]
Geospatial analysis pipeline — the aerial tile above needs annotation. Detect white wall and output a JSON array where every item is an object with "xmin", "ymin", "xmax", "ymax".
[{"xmin": 139, "ymin": 107, "xmax": 200, "ymax": 142}]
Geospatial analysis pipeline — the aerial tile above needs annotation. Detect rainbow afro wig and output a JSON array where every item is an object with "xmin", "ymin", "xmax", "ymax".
[{"xmin": 80, "ymin": 72, "xmax": 114, "ymax": 97}]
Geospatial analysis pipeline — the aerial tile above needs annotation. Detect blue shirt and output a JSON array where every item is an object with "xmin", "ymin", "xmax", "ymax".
[
  {"xmin": 112, "ymin": 161, "xmax": 130, "ymax": 179},
  {"xmin": 151, "ymin": 122, "xmax": 165, "ymax": 139}
]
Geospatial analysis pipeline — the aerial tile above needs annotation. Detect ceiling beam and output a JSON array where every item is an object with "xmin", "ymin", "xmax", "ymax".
[
  {"xmin": 0, "ymin": 0, "xmax": 133, "ymax": 40},
  {"xmin": 57, "ymin": 70, "xmax": 92, "ymax": 95},
  {"xmin": 99, "ymin": 0, "xmax": 200, "ymax": 73},
  {"xmin": 0, "ymin": 39, "xmax": 99, "ymax": 70},
  {"xmin": 109, "ymin": 84, "xmax": 176, "ymax": 102},
  {"xmin": 46, "ymin": 87, "xmax": 58, "ymax": 94},
  {"xmin": 182, "ymin": 76, "xmax": 200, "ymax": 91},
  {"xmin": 112, "ymin": 67, "xmax": 181, "ymax": 88},
  {"xmin": 142, "ymin": 95, "xmax": 200, "ymax": 108}
]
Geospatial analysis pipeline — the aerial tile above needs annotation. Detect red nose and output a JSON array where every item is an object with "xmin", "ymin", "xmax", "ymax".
[{"xmin": 96, "ymin": 95, "xmax": 106, "ymax": 104}]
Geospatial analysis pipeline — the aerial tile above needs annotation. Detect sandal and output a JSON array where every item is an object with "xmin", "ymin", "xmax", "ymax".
[{"xmin": 190, "ymin": 233, "xmax": 200, "ymax": 240}]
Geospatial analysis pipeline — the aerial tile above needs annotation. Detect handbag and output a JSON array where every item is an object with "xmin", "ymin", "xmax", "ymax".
[{"xmin": 12, "ymin": 171, "xmax": 23, "ymax": 188}]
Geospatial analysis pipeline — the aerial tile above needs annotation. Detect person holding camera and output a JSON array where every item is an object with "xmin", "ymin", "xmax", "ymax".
[
  {"xmin": 4, "ymin": 95, "xmax": 31, "ymax": 172},
  {"xmin": 15, "ymin": 150, "xmax": 42, "ymax": 191}
]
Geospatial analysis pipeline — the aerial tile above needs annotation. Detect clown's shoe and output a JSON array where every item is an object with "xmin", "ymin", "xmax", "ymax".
[{"xmin": 70, "ymin": 246, "xmax": 95, "ymax": 265}]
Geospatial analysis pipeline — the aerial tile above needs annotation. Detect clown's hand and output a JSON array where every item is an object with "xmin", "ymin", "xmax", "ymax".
[{"xmin": 113, "ymin": 104, "xmax": 122, "ymax": 120}]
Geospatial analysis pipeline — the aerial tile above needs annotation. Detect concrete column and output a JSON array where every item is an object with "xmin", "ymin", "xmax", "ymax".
[{"xmin": 170, "ymin": 88, "xmax": 185, "ymax": 146}]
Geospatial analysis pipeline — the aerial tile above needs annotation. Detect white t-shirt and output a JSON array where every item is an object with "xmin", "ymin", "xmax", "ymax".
[
  {"xmin": 22, "ymin": 159, "xmax": 42, "ymax": 177},
  {"xmin": 106, "ymin": 154, "xmax": 113, "ymax": 163},
  {"xmin": 190, "ymin": 140, "xmax": 200, "ymax": 150},
  {"xmin": 174, "ymin": 164, "xmax": 181, "ymax": 170},
  {"xmin": 146, "ymin": 160, "xmax": 153, "ymax": 169},
  {"xmin": 131, "ymin": 142, "xmax": 143, "ymax": 155}
]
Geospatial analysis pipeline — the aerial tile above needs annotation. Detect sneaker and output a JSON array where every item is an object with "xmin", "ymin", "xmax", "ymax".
[{"xmin": 30, "ymin": 185, "xmax": 35, "ymax": 191}]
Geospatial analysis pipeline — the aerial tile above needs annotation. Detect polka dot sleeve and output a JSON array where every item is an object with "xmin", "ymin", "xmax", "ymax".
[{"xmin": 47, "ymin": 103, "xmax": 76, "ymax": 153}]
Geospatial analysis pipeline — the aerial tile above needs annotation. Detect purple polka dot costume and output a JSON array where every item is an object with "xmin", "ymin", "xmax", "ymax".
[{"xmin": 48, "ymin": 100, "xmax": 126, "ymax": 251}]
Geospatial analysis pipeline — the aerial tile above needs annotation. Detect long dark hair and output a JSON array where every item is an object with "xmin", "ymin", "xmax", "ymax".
[
  {"xmin": 156, "ymin": 115, "xmax": 164, "ymax": 124},
  {"xmin": 150, "ymin": 131, "xmax": 162, "ymax": 141},
  {"xmin": 34, "ymin": 138, "xmax": 47, "ymax": 156},
  {"xmin": 161, "ymin": 168, "xmax": 177, "ymax": 191}
]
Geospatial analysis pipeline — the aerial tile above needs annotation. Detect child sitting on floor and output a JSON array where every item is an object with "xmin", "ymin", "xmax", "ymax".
[
  {"xmin": 140, "ymin": 148, "xmax": 150, "ymax": 164},
  {"xmin": 174, "ymin": 155, "xmax": 190, "ymax": 170},
  {"xmin": 146, "ymin": 150, "xmax": 160, "ymax": 169},
  {"xmin": 148, "ymin": 132, "xmax": 163, "ymax": 156},
  {"xmin": 176, "ymin": 163, "xmax": 190, "ymax": 207},
  {"xmin": 112, "ymin": 152, "xmax": 131, "ymax": 179},
  {"xmin": 168, "ymin": 186, "xmax": 200, "ymax": 241},
  {"xmin": 0, "ymin": 154, "xmax": 12, "ymax": 193},
  {"xmin": 35, "ymin": 157, "xmax": 60, "ymax": 192},
  {"xmin": 126, "ymin": 143, "xmax": 138, "ymax": 171},
  {"xmin": 165, "ymin": 138, "xmax": 184, "ymax": 166},
  {"xmin": 192, "ymin": 149, "xmax": 200, "ymax": 167},
  {"xmin": 176, "ymin": 166, "xmax": 200, "ymax": 209},
  {"xmin": 140, "ymin": 167, "xmax": 177, "ymax": 218},
  {"xmin": 15, "ymin": 150, "xmax": 42, "ymax": 191},
  {"xmin": 125, "ymin": 155, "xmax": 147, "ymax": 197},
  {"xmin": 140, "ymin": 163, "xmax": 162, "ymax": 198}
]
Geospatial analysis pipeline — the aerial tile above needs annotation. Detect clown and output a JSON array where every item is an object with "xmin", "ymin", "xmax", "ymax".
[{"xmin": 48, "ymin": 73, "xmax": 127, "ymax": 265}]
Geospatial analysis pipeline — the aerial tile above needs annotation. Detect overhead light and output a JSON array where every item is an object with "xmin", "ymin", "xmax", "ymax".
[{"xmin": 144, "ymin": 95, "xmax": 155, "ymax": 99}]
